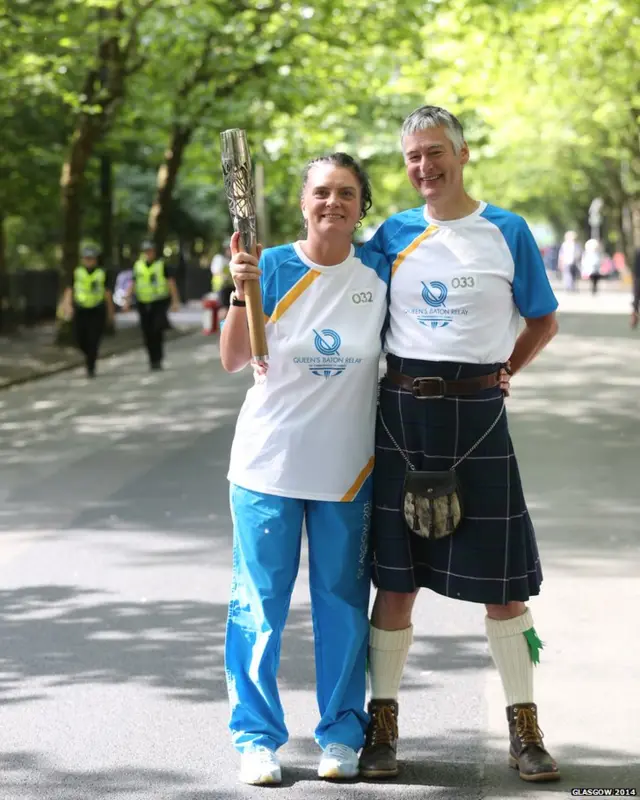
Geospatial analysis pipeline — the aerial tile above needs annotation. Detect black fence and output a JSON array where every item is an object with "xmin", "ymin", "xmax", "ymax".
[
  {"xmin": 0, "ymin": 264, "xmax": 212, "ymax": 332},
  {"xmin": 0, "ymin": 270, "xmax": 60, "ymax": 329},
  {"xmin": 179, "ymin": 264, "xmax": 212, "ymax": 304}
]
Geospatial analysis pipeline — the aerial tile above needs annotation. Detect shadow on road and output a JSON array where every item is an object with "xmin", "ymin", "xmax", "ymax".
[
  {"xmin": 504, "ymin": 323, "xmax": 640, "ymax": 575},
  {"xmin": 0, "ymin": 583, "xmax": 497, "ymax": 709},
  {"xmin": 0, "ymin": 585, "xmax": 318, "ymax": 706},
  {"xmin": 0, "ymin": 751, "xmax": 195, "ymax": 799}
]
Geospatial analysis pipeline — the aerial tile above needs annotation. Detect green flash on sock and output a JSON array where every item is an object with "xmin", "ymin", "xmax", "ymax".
[{"xmin": 523, "ymin": 627, "xmax": 544, "ymax": 665}]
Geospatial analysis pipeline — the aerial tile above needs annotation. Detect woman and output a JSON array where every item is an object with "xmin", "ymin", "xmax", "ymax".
[
  {"xmin": 61, "ymin": 244, "xmax": 115, "ymax": 378},
  {"xmin": 220, "ymin": 153, "xmax": 390, "ymax": 786}
]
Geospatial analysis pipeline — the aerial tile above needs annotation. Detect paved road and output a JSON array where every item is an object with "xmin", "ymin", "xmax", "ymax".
[{"xmin": 0, "ymin": 291, "xmax": 639, "ymax": 799}]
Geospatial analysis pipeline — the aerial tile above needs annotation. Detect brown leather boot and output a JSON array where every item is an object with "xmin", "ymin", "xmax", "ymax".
[
  {"xmin": 507, "ymin": 703, "xmax": 560, "ymax": 782},
  {"xmin": 358, "ymin": 699, "xmax": 399, "ymax": 778}
]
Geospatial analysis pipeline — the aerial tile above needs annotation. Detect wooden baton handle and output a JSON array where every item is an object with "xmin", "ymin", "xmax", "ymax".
[
  {"xmin": 244, "ymin": 276, "xmax": 268, "ymax": 360},
  {"xmin": 241, "ymin": 243, "xmax": 268, "ymax": 361}
]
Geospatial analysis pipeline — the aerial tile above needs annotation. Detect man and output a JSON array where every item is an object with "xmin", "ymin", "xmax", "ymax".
[
  {"xmin": 359, "ymin": 106, "xmax": 560, "ymax": 783},
  {"xmin": 62, "ymin": 244, "xmax": 115, "ymax": 378},
  {"xmin": 126, "ymin": 240, "xmax": 180, "ymax": 370},
  {"xmin": 210, "ymin": 239, "xmax": 234, "ymax": 320}
]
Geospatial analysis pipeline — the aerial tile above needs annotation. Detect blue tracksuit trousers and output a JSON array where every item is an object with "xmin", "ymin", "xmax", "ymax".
[{"xmin": 225, "ymin": 484, "xmax": 371, "ymax": 753}]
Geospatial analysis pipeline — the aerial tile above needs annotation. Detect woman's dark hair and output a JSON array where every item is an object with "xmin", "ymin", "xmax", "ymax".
[{"xmin": 301, "ymin": 152, "xmax": 373, "ymax": 222}]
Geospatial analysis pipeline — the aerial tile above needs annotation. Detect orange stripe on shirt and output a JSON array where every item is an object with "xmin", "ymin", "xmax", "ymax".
[
  {"xmin": 391, "ymin": 224, "xmax": 438, "ymax": 277},
  {"xmin": 268, "ymin": 269, "xmax": 321, "ymax": 323},
  {"xmin": 341, "ymin": 456, "xmax": 374, "ymax": 502}
]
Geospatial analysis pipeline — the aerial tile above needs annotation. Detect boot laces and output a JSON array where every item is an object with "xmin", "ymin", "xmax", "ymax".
[
  {"xmin": 515, "ymin": 707, "xmax": 544, "ymax": 746},
  {"xmin": 369, "ymin": 704, "xmax": 398, "ymax": 746}
]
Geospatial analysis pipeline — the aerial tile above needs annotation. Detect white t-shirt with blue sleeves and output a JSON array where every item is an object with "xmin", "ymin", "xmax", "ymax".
[
  {"xmin": 228, "ymin": 241, "xmax": 389, "ymax": 502},
  {"xmin": 365, "ymin": 201, "xmax": 558, "ymax": 363}
]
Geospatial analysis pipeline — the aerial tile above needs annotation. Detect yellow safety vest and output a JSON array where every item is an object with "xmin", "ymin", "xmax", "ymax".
[
  {"xmin": 212, "ymin": 263, "xmax": 233, "ymax": 292},
  {"xmin": 73, "ymin": 266, "xmax": 106, "ymax": 309},
  {"xmin": 133, "ymin": 259, "xmax": 169, "ymax": 303}
]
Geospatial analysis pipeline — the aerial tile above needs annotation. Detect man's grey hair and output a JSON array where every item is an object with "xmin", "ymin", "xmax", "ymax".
[{"xmin": 401, "ymin": 105, "xmax": 465, "ymax": 155}]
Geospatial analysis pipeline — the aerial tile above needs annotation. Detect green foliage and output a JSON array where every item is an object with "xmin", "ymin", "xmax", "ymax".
[
  {"xmin": 418, "ymin": 0, "xmax": 640, "ymax": 238},
  {"xmin": 1, "ymin": 0, "xmax": 638, "ymax": 272}
]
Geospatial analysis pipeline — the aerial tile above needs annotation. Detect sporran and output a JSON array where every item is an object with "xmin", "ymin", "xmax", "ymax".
[{"xmin": 379, "ymin": 398, "xmax": 505, "ymax": 540}]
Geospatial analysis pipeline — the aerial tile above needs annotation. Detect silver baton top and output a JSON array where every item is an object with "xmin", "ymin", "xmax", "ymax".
[{"xmin": 221, "ymin": 129, "xmax": 257, "ymax": 253}]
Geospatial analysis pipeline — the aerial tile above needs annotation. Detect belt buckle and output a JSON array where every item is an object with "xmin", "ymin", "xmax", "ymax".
[{"xmin": 412, "ymin": 376, "xmax": 445, "ymax": 399}]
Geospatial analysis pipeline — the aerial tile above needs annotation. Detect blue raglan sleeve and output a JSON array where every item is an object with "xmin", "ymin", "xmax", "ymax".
[
  {"xmin": 354, "ymin": 243, "xmax": 392, "ymax": 286},
  {"xmin": 259, "ymin": 249, "xmax": 277, "ymax": 319},
  {"xmin": 511, "ymin": 220, "xmax": 559, "ymax": 318},
  {"xmin": 358, "ymin": 215, "xmax": 403, "ymax": 265},
  {"xmin": 362, "ymin": 224, "xmax": 388, "ymax": 259}
]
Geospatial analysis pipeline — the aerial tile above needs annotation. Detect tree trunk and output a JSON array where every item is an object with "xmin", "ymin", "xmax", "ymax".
[
  {"xmin": 608, "ymin": 203, "xmax": 627, "ymax": 258},
  {"xmin": 0, "ymin": 209, "xmax": 6, "ymax": 284},
  {"xmin": 0, "ymin": 210, "xmax": 7, "ymax": 333},
  {"xmin": 147, "ymin": 125, "xmax": 193, "ymax": 253},
  {"xmin": 100, "ymin": 150, "xmax": 114, "ymax": 271},
  {"xmin": 629, "ymin": 200, "xmax": 640, "ymax": 272},
  {"xmin": 56, "ymin": 119, "xmax": 102, "ymax": 346},
  {"xmin": 255, "ymin": 160, "xmax": 270, "ymax": 247},
  {"xmin": 60, "ymin": 121, "xmax": 100, "ymax": 285},
  {"xmin": 631, "ymin": 201, "xmax": 640, "ymax": 247}
]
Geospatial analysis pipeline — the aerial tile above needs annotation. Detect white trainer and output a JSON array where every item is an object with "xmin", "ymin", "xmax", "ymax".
[
  {"xmin": 239, "ymin": 746, "xmax": 282, "ymax": 786},
  {"xmin": 318, "ymin": 743, "xmax": 359, "ymax": 780}
]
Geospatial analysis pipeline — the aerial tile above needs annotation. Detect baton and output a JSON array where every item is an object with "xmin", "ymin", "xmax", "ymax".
[{"xmin": 220, "ymin": 129, "xmax": 268, "ymax": 364}]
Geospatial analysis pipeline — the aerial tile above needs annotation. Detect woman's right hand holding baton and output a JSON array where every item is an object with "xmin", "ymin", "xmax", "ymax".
[
  {"xmin": 229, "ymin": 231, "xmax": 262, "ymax": 300},
  {"xmin": 228, "ymin": 232, "xmax": 267, "ymax": 378}
]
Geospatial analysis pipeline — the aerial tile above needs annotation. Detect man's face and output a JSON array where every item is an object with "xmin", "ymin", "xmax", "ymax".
[
  {"xmin": 82, "ymin": 257, "xmax": 97, "ymax": 270},
  {"xmin": 402, "ymin": 127, "xmax": 469, "ymax": 204},
  {"xmin": 144, "ymin": 248, "xmax": 156, "ymax": 262}
]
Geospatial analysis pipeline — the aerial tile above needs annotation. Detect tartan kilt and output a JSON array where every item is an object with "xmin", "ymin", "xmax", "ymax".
[{"xmin": 372, "ymin": 354, "xmax": 543, "ymax": 605}]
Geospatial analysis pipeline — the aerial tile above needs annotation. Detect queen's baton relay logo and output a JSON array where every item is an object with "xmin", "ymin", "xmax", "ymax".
[
  {"xmin": 406, "ymin": 280, "xmax": 468, "ymax": 329},
  {"xmin": 293, "ymin": 328, "xmax": 362, "ymax": 378},
  {"xmin": 314, "ymin": 328, "xmax": 341, "ymax": 356}
]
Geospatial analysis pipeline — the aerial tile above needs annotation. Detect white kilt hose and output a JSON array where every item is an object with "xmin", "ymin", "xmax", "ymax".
[{"xmin": 372, "ymin": 354, "xmax": 543, "ymax": 605}]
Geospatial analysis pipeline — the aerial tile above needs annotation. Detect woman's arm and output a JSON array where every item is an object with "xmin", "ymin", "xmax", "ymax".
[{"xmin": 220, "ymin": 302, "xmax": 252, "ymax": 372}]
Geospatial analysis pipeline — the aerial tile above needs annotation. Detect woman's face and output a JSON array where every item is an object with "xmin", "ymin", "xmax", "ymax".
[{"xmin": 301, "ymin": 164, "xmax": 362, "ymax": 239}]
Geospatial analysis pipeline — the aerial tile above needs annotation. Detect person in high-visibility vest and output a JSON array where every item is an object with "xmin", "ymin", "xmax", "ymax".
[
  {"xmin": 61, "ymin": 244, "xmax": 115, "ymax": 378},
  {"xmin": 124, "ymin": 240, "xmax": 180, "ymax": 370},
  {"xmin": 210, "ymin": 239, "xmax": 234, "ymax": 320}
]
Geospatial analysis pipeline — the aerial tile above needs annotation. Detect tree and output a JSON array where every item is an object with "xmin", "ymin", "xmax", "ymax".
[
  {"xmin": 1, "ymin": 0, "xmax": 638, "ymax": 296},
  {"xmin": 400, "ymin": 0, "xmax": 640, "ymax": 252},
  {"xmin": 58, "ymin": 0, "xmax": 160, "ymax": 284},
  {"xmin": 137, "ymin": 0, "xmax": 425, "ymax": 250}
]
